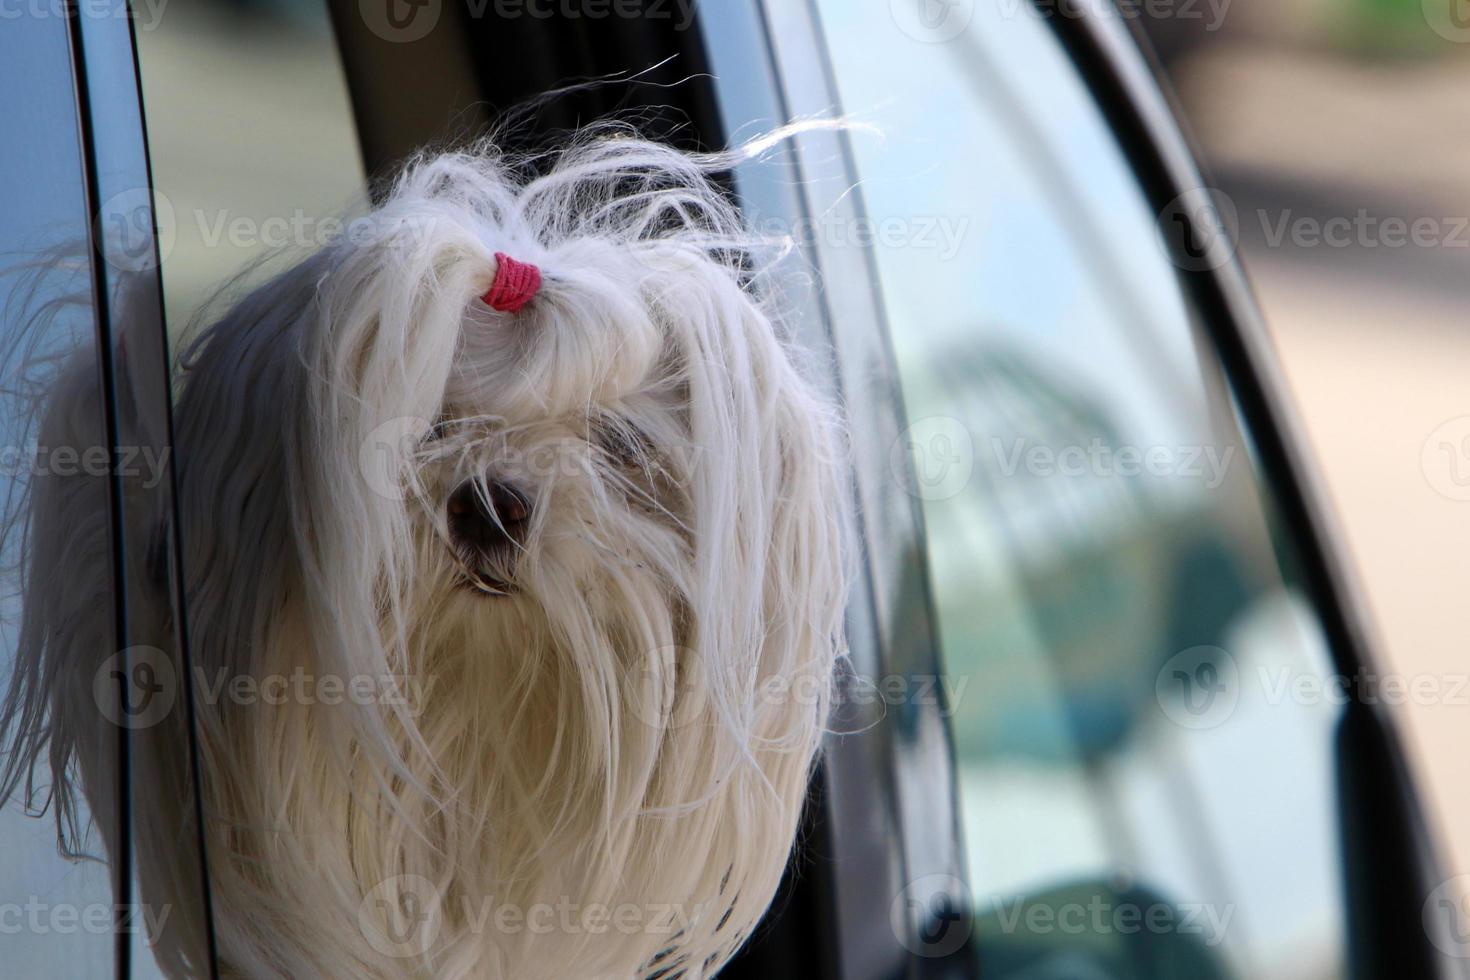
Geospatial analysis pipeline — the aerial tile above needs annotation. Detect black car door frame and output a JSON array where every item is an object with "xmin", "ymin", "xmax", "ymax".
[{"xmin": 67, "ymin": 2, "xmax": 219, "ymax": 977}]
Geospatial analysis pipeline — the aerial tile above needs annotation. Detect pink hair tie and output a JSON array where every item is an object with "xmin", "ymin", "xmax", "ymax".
[{"xmin": 481, "ymin": 252, "xmax": 542, "ymax": 313}]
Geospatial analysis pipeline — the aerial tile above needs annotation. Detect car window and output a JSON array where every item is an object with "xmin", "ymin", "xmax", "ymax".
[
  {"xmin": 815, "ymin": 3, "xmax": 1347, "ymax": 978},
  {"xmin": 133, "ymin": 1, "xmax": 367, "ymax": 333},
  {"xmin": 127, "ymin": 5, "xmax": 368, "ymax": 972},
  {"xmin": 0, "ymin": 14, "xmax": 120, "ymax": 979}
]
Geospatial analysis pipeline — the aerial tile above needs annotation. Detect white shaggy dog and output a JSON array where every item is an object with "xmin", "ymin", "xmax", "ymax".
[{"xmin": 1, "ymin": 127, "xmax": 849, "ymax": 978}]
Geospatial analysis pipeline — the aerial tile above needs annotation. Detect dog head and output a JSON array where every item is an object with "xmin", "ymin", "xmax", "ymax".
[
  {"xmin": 0, "ymin": 127, "xmax": 849, "ymax": 978},
  {"xmin": 143, "ymin": 130, "xmax": 852, "ymax": 978}
]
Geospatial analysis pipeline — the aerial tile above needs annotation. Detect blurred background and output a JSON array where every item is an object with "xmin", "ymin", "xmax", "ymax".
[{"xmin": 1137, "ymin": 0, "xmax": 1470, "ymax": 875}]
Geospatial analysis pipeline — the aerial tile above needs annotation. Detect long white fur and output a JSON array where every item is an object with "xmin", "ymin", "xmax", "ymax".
[{"xmin": 3, "ymin": 125, "xmax": 850, "ymax": 979}]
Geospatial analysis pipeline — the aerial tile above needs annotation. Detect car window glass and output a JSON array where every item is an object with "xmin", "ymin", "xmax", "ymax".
[
  {"xmin": 815, "ymin": 2, "xmax": 1347, "ymax": 977},
  {"xmin": 134, "ymin": 2, "xmax": 367, "ymax": 332},
  {"xmin": 0, "ymin": 14, "xmax": 121, "ymax": 979}
]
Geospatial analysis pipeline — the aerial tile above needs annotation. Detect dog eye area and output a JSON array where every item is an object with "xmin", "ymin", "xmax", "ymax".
[
  {"xmin": 589, "ymin": 413, "xmax": 652, "ymax": 466},
  {"xmin": 446, "ymin": 478, "xmax": 531, "ymax": 595}
]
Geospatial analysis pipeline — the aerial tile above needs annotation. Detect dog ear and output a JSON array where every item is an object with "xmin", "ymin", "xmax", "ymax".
[
  {"xmin": 0, "ymin": 338, "xmax": 121, "ymax": 852},
  {"xmin": 167, "ymin": 195, "xmax": 517, "ymax": 835},
  {"xmin": 0, "ymin": 247, "xmax": 121, "ymax": 859},
  {"xmin": 613, "ymin": 246, "xmax": 849, "ymax": 965},
  {"xmin": 158, "ymin": 223, "xmax": 506, "ymax": 975},
  {"xmin": 0, "ymin": 263, "xmax": 220, "ymax": 975},
  {"xmin": 645, "ymin": 245, "xmax": 847, "ymax": 737}
]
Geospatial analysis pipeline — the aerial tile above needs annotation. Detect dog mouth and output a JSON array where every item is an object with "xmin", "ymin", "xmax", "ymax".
[{"xmin": 447, "ymin": 478, "xmax": 530, "ymax": 598}]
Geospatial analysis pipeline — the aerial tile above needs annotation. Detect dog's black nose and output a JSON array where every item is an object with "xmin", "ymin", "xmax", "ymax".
[{"xmin": 447, "ymin": 479, "xmax": 530, "ymax": 552}]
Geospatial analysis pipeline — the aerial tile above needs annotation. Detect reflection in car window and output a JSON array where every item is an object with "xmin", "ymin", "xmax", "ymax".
[
  {"xmin": 816, "ymin": 3, "xmax": 1346, "ymax": 978},
  {"xmin": 0, "ymin": 13, "xmax": 119, "ymax": 980}
]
